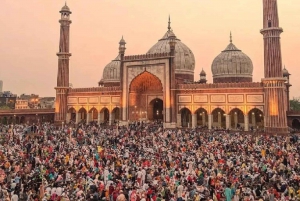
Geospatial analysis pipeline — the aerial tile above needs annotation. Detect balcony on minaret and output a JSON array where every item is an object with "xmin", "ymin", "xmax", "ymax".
[{"xmin": 60, "ymin": 3, "xmax": 72, "ymax": 20}]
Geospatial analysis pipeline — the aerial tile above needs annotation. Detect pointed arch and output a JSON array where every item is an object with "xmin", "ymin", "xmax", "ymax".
[
  {"xmin": 68, "ymin": 107, "xmax": 76, "ymax": 113},
  {"xmin": 195, "ymin": 107, "xmax": 208, "ymax": 127},
  {"xmin": 179, "ymin": 107, "xmax": 192, "ymax": 127},
  {"xmin": 211, "ymin": 108, "xmax": 226, "ymax": 128},
  {"xmin": 111, "ymin": 107, "xmax": 120, "ymax": 124},
  {"xmin": 229, "ymin": 108, "xmax": 245, "ymax": 129},
  {"xmin": 88, "ymin": 107, "xmax": 98, "ymax": 122},
  {"xmin": 292, "ymin": 119, "xmax": 300, "ymax": 130},
  {"xmin": 68, "ymin": 107, "xmax": 76, "ymax": 123},
  {"xmin": 248, "ymin": 108, "xmax": 264, "ymax": 130},
  {"xmin": 78, "ymin": 107, "xmax": 87, "ymax": 122},
  {"xmin": 148, "ymin": 98, "xmax": 163, "ymax": 121},
  {"xmin": 99, "ymin": 107, "xmax": 109, "ymax": 125},
  {"xmin": 129, "ymin": 71, "xmax": 163, "ymax": 93},
  {"xmin": 129, "ymin": 71, "xmax": 164, "ymax": 122}
]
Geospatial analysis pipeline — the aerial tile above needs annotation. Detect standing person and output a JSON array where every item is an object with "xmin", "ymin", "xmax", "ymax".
[
  {"xmin": 225, "ymin": 184, "xmax": 232, "ymax": 201},
  {"xmin": 177, "ymin": 182, "xmax": 183, "ymax": 201}
]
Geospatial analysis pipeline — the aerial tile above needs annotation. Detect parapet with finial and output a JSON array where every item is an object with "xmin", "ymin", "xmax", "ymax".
[
  {"xmin": 124, "ymin": 52, "xmax": 171, "ymax": 61},
  {"xmin": 177, "ymin": 82, "xmax": 264, "ymax": 90}
]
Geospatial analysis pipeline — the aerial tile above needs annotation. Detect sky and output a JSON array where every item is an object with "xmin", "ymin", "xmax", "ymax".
[{"xmin": 0, "ymin": 0, "xmax": 299, "ymax": 98}]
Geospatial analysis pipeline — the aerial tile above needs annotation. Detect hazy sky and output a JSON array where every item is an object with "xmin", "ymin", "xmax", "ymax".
[{"xmin": 0, "ymin": 0, "xmax": 299, "ymax": 98}]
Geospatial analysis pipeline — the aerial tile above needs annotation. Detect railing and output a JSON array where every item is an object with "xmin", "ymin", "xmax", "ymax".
[
  {"xmin": 0, "ymin": 108, "xmax": 55, "ymax": 114},
  {"xmin": 124, "ymin": 52, "xmax": 171, "ymax": 61},
  {"xmin": 69, "ymin": 86, "xmax": 121, "ymax": 93},
  {"xmin": 287, "ymin": 111, "xmax": 300, "ymax": 115},
  {"xmin": 177, "ymin": 82, "xmax": 263, "ymax": 89}
]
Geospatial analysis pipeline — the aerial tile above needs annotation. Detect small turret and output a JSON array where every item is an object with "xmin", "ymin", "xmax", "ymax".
[
  {"xmin": 60, "ymin": 2, "xmax": 71, "ymax": 20},
  {"xmin": 119, "ymin": 36, "xmax": 126, "ymax": 55},
  {"xmin": 199, "ymin": 69, "xmax": 207, "ymax": 84}
]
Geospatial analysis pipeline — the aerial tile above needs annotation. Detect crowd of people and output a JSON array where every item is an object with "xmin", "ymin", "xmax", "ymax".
[{"xmin": 0, "ymin": 122, "xmax": 299, "ymax": 201}]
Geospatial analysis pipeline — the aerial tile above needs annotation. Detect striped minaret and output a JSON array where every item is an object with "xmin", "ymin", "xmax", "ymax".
[
  {"xmin": 55, "ymin": 3, "xmax": 72, "ymax": 124},
  {"xmin": 261, "ymin": 0, "xmax": 288, "ymax": 133}
]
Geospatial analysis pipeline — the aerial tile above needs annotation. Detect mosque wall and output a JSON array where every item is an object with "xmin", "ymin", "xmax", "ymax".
[
  {"xmin": 66, "ymin": 94, "xmax": 121, "ymax": 113},
  {"xmin": 213, "ymin": 77, "xmax": 252, "ymax": 83},
  {"xmin": 176, "ymin": 91, "xmax": 265, "ymax": 115}
]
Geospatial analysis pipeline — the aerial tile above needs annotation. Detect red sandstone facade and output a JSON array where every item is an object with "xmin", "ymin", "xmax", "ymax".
[{"xmin": 52, "ymin": 1, "xmax": 292, "ymax": 133}]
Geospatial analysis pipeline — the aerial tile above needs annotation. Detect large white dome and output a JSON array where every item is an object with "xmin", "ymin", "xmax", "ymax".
[
  {"xmin": 146, "ymin": 20, "xmax": 195, "ymax": 82},
  {"xmin": 211, "ymin": 36, "xmax": 253, "ymax": 83}
]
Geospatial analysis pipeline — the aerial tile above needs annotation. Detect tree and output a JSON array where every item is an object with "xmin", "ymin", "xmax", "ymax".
[
  {"xmin": 0, "ymin": 105, "xmax": 10, "ymax": 110},
  {"xmin": 290, "ymin": 98, "xmax": 300, "ymax": 111}
]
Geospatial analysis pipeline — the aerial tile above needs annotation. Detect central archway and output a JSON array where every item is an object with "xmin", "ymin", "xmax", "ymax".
[
  {"xmin": 129, "ymin": 71, "xmax": 163, "ymax": 121},
  {"xmin": 148, "ymin": 98, "xmax": 163, "ymax": 121}
]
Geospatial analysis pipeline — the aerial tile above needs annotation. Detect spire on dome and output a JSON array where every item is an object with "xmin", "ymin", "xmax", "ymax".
[
  {"xmin": 168, "ymin": 15, "xmax": 171, "ymax": 31},
  {"xmin": 60, "ymin": 1, "xmax": 71, "ymax": 13},
  {"xmin": 230, "ymin": 31, "xmax": 232, "ymax": 43},
  {"xmin": 119, "ymin": 35, "xmax": 126, "ymax": 44}
]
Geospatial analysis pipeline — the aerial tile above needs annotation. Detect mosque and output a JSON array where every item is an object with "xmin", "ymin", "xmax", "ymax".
[{"xmin": 55, "ymin": 0, "xmax": 291, "ymax": 133}]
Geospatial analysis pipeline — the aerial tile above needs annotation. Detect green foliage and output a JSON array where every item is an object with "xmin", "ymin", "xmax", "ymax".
[
  {"xmin": 0, "ymin": 105, "xmax": 10, "ymax": 110},
  {"xmin": 290, "ymin": 98, "xmax": 300, "ymax": 111}
]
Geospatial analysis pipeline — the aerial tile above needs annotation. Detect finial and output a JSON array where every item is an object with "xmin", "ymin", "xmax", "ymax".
[
  {"xmin": 168, "ymin": 15, "xmax": 171, "ymax": 31},
  {"xmin": 230, "ymin": 31, "xmax": 232, "ymax": 43},
  {"xmin": 283, "ymin": 65, "xmax": 286, "ymax": 70},
  {"xmin": 65, "ymin": 1, "xmax": 67, "ymax": 6}
]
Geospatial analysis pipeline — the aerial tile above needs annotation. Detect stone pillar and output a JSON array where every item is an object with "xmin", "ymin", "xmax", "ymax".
[
  {"xmin": 226, "ymin": 115, "xmax": 230, "ymax": 130},
  {"xmin": 97, "ymin": 112, "xmax": 101, "ymax": 125},
  {"xmin": 91, "ymin": 111, "xmax": 94, "ymax": 122},
  {"xmin": 86, "ymin": 113, "xmax": 90, "ymax": 123},
  {"xmin": 252, "ymin": 113, "xmax": 256, "ymax": 127},
  {"xmin": 244, "ymin": 115, "xmax": 249, "ymax": 131},
  {"xmin": 66, "ymin": 113, "xmax": 71, "ymax": 123},
  {"xmin": 109, "ymin": 112, "xmax": 112, "ymax": 126},
  {"xmin": 111, "ymin": 112, "xmax": 116, "ymax": 125},
  {"xmin": 177, "ymin": 114, "xmax": 181, "ymax": 127},
  {"xmin": 100, "ymin": 112, "xmax": 104, "ymax": 123},
  {"xmin": 202, "ymin": 114, "xmax": 206, "ymax": 126},
  {"xmin": 234, "ymin": 113, "xmax": 238, "ymax": 129},
  {"xmin": 208, "ymin": 114, "xmax": 212, "ymax": 130},
  {"xmin": 192, "ymin": 114, "xmax": 197, "ymax": 128},
  {"xmin": 75, "ymin": 112, "xmax": 79, "ymax": 124},
  {"xmin": 218, "ymin": 113, "xmax": 221, "ymax": 127}
]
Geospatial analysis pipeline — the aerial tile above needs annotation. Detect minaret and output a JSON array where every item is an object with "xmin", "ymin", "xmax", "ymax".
[
  {"xmin": 261, "ymin": 0, "xmax": 288, "ymax": 133},
  {"xmin": 168, "ymin": 16, "xmax": 177, "ymax": 126},
  {"xmin": 119, "ymin": 36, "xmax": 126, "ymax": 122},
  {"xmin": 55, "ymin": 3, "xmax": 72, "ymax": 124}
]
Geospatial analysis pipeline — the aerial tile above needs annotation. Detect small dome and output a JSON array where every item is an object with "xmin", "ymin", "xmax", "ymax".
[
  {"xmin": 282, "ymin": 66, "xmax": 290, "ymax": 77},
  {"xmin": 60, "ymin": 3, "xmax": 71, "ymax": 13},
  {"xmin": 146, "ymin": 18, "xmax": 195, "ymax": 78},
  {"xmin": 200, "ymin": 68, "xmax": 206, "ymax": 76},
  {"xmin": 101, "ymin": 54, "xmax": 121, "ymax": 83},
  {"xmin": 119, "ymin": 36, "xmax": 126, "ymax": 44},
  {"xmin": 211, "ymin": 34, "xmax": 253, "ymax": 83}
]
